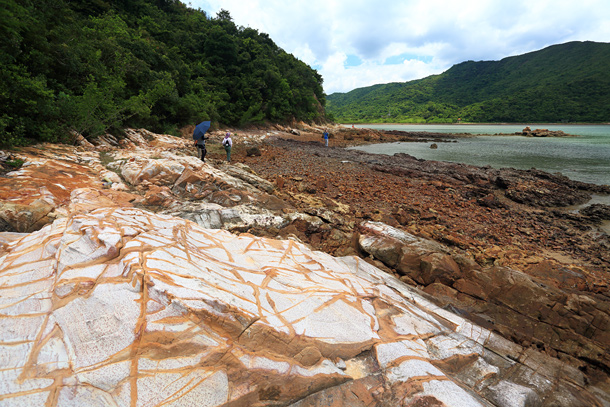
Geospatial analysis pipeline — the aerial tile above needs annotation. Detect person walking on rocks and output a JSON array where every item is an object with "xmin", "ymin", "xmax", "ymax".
[
  {"xmin": 323, "ymin": 129, "xmax": 329, "ymax": 147},
  {"xmin": 222, "ymin": 132, "xmax": 233, "ymax": 162},
  {"xmin": 195, "ymin": 135, "xmax": 209, "ymax": 162}
]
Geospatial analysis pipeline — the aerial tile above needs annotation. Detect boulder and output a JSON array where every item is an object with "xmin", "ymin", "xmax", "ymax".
[
  {"xmin": 580, "ymin": 203, "xmax": 610, "ymax": 221},
  {"xmin": 219, "ymin": 163, "xmax": 275, "ymax": 193},
  {"xmin": 246, "ymin": 146, "xmax": 262, "ymax": 156},
  {"xmin": 358, "ymin": 221, "xmax": 460, "ymax": 284},
  {"xmin": 0, "ymin": 208, "xmax": 606, "ymax": 406},
  {"xmin": 120, "ymin": 157, "xmax": 186, "ymax": 186},
  {"xmin": 0, "ymin": 199, "xmax": 55, "ymax": 232}
]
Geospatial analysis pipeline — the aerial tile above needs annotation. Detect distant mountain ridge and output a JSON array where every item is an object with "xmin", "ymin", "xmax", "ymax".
[{"xmin": 326, "ymin": 41, "xmax": 610, "ymax": 123}]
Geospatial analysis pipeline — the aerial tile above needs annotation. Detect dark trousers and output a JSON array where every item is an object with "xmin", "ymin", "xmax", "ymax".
[{"xmin": 198, "ymin": 146, "xmax": 207, "ymax": 162}]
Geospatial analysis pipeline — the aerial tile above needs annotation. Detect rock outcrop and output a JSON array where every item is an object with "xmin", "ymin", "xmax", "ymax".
[
  {"xmin": 521, "ymin": 127, "xmax": 575, "ymax": 137},
  {"xmin": 580, "ymin": 203, "xmax": 610, "ymax": 221},
  {"xmin": 1, "ymin": 207, "xmax": 608, "ymax": 406},
  {"xmin": 0, "ymin": 130, "xmax": 293, "ymax": 237},
  {"xmin": 1, "ymin": 127, "xmax": 610, "ymax": 405},
  {"xmin": 357, "ymin": 221, "xmax": 610, "ymax": 376}
]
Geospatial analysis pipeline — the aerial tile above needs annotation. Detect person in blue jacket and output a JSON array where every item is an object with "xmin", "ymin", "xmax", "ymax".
[{"xmin": 323, "ymin": 129, "xmax": 329, "ymax": 147}]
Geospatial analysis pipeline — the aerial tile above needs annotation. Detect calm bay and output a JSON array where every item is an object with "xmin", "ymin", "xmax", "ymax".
[{"xmin": 348, "ymin": 124, "xmax": 610, "ymax": 187}]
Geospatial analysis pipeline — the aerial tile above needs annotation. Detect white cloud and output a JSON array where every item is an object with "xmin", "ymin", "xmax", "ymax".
[
  {"xmin": 320, "ymin": 54, "xmax": 440, "ymax": 95},
  {"xmin": 190, "ymin": 0, "xmax": 610, "ymax": 94}
]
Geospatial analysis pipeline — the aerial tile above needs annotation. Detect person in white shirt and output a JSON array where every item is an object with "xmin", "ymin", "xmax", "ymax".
[{"xmin": 222, "ymin": 132, "xmax": 233, "ymax": 162}]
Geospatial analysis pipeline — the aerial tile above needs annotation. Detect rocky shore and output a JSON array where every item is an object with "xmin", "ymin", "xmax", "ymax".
[{"xmin": 1, "ymin": 125, "xmax": 609, "ymax": 406}]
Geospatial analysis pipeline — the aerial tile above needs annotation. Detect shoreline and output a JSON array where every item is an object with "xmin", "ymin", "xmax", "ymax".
[
  {"xmin": 335, "ymin": 126, "xmax": 609, "ymax": 186},
  {"xmin": 345, "ymin": 123, "xmax": 605, "ymax": 137},
  {"xmin": 243, "ymin": 128, "xmax": 610, "ymax": 260},
  {"xmin": 344, "ymin": 122, "xmax": 610, "ymax": 126}
]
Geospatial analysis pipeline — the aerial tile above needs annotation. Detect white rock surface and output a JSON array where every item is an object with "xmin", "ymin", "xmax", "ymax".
[{"xmin": 0, "ymin": 208, "xmax": 606, "ymax": 406}]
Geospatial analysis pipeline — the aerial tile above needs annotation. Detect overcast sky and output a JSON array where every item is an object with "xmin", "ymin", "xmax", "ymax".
[{"xmin": 190, "ymin": 0, "xmax": 610, "ymax": 95}]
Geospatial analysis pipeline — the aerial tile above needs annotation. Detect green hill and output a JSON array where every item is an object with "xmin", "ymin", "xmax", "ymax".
[
  {"xmin": 326, "ymin": 41, "xmax": 610, "ymax": 123},
  {"xmin": 1, "ymin": 0, "xmax": 326, "ymax": 147}
]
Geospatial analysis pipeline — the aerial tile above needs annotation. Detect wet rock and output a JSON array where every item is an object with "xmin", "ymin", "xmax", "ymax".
[
  {"xmin": 504, "ymin": 179, "xmax": 591, "ymax": 207},
  {"xmin": 580, "ymin": 203, "xmax": 610, "ymax": 221},
  {"xmin": 494, "ymin": 168, "xmax": 605, "ymax": 207}
]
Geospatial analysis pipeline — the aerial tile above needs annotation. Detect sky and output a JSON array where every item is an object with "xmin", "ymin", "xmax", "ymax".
[{"xmin": 190, "ymin": 0, "xmax": 610, "ymax": 95}]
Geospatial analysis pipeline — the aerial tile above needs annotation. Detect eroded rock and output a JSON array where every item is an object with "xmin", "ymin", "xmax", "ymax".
[
  {"xmin": 358, "ymin": 220, "xmax": 610, "ymax": 379},
  {"xmin": 0, "ymin": 208, "xmax": 607, "ymax": 406},
  {"xmin": 1, "ymin": 127, "xmax": 610, "ymax": 406},
  {"xmin": 358, "ymin": 221, "xmax": 461, "ymax": 285}
]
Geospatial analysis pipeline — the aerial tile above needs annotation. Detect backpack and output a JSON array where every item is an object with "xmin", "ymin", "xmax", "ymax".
[{"xmin": 222, "ymin": 138, "xmax": 230, "ymax": 147}]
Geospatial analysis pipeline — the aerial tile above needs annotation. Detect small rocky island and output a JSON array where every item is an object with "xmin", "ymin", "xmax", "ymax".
[
  {"xmin": 0, "ymin": 126, "xmax": 609, "ymax": 406},
  {"xmin": 520, "ymin": 126, "xmax": 578, "ymax": 137}
]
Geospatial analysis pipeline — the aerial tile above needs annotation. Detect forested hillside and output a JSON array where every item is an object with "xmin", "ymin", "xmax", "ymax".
[
  {"xmin": 1, "ymin": 0, "xmax": 326, "ymax": 146},
  {"xmin": 327, "ymin": 41, "xmax": 610, "ymax": 123}
]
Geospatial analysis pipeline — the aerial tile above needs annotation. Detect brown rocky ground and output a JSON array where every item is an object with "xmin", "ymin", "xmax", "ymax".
[
  {"xmin": 240, "ymin": 127, "xmax": 610, "ymax": 274},
  {"xmin": 2, "ymin": 124, "xmax": 610, "ymax": 397},
  {"xmin": 229, "ymin": 126, "xmax": 610, "ymax": 380}
]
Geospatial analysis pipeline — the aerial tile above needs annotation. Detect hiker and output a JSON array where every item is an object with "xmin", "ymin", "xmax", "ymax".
[
  {"xmin": 222, "ymin": 132, "xmax": 233, "ymax": 162},
  {"xmin": 323, "ymin": 129, "xmax": 329, "ymax": 147},
  {"xmin": 195, "ymin": 135, "xmax": 209, "ymax": 162}
]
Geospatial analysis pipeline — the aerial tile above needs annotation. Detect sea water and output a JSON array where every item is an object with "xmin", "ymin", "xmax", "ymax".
[{"xmin": 348, "ymin": 124, "xmax": 610, "ymax": 187}]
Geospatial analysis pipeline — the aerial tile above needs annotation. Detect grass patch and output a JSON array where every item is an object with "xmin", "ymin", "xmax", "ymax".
[
  {"xmin": 99, "ymin": 151, "xmax": 114, "ymax": 167},
  {"xmin": 5, "ymin": 158, "xmax": 24, "ymax": 169}
]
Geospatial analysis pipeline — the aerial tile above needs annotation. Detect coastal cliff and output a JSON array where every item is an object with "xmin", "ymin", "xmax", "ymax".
[{"xmin": 1, "ymin": 127, "xmax": 609, "ymax": 406}]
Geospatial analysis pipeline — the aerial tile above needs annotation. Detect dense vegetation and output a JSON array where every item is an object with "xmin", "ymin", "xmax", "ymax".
[
  {"xmin": 1, "ymin": 0, "xmax": 326, "ymax": 146},
  {"xmin": 327, "ymin": 41, "xmax": 610, "ymax": 124}
]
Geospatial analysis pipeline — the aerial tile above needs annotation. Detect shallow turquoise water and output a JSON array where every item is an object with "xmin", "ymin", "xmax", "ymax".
[{"xmin": 348, "ymin": 124, "xmax": 610, "ymax": 186}]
